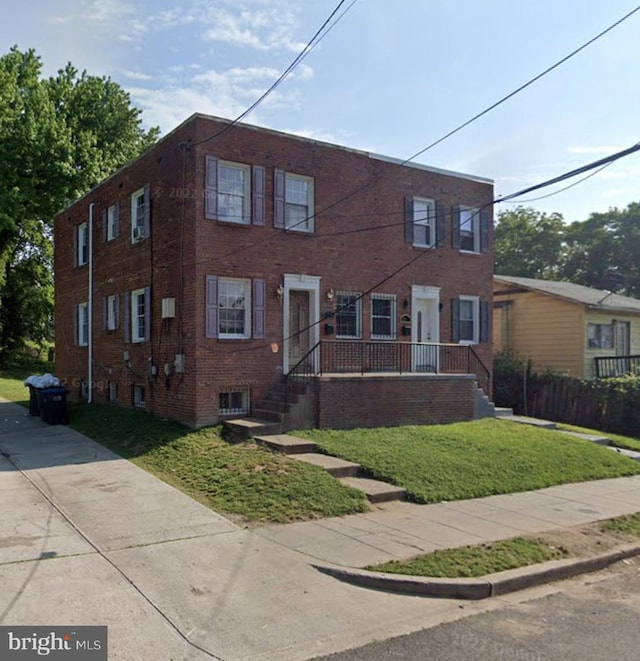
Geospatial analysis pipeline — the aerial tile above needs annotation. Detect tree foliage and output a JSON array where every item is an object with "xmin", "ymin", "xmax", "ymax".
[
  {"xmin": 494, "ymin": 206, "xmax": 566, "ymax": 279},
  {"xmin": 0, "ymin": 47, "xmax": 159, "ymax": 362}
]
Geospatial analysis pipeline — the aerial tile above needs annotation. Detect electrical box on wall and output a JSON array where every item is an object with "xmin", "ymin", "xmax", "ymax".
[
  {"xmin": 174, "ymin": 353, "xmax": 186, "ymax": 373},
  {"xmin": 162, "ymin": 298, "xmax": 176, "ymax": 319}
]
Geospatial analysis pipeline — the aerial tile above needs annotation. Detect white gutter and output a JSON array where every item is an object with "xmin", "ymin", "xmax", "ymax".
[{"xmin": 88, "ymin": 202, "xmax": 94, "ymax": 403}]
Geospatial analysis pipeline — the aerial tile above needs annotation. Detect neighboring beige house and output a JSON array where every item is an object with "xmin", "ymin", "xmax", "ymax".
[{"xmin": 494, "ymin": 275, "xmax": 640, "ymax": 380}]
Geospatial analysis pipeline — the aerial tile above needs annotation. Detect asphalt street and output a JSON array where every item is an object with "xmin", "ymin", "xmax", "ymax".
[{"xmin": 315, "ymin": 558, "xmax": 640, "ymax": 661}]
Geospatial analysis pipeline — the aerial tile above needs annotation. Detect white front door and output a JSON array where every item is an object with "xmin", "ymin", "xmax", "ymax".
[
  {"xmin": 412, "ymin": 287, "xmax": 440, "ymax": 372},
  {"xmin": 282, "ymin": 274, "xmax": 321, "ymax": 374}
]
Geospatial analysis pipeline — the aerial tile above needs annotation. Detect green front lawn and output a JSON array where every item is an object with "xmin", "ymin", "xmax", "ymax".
[
  {"xmin": 0, "ymin": 366, "xmax": 367, "ymax": 524},
  {"xmin": 296, "ymin": 419, "xmax": 640, "ymax": 504}
]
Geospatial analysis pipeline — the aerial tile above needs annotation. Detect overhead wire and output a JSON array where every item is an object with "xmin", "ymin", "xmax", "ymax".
[{"xmin": 191, "ymin": 3, "xmax": 640, "ymax": 264}]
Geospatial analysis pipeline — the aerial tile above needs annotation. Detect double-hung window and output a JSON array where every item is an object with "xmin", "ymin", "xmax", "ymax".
[
  {"xmin": 76, "ymin": 222, "xmax": 88, "ymax": 266},
  {"xmin": 217, "ymin": 161, "xmax": 251, "ymax": 223},
  {"xmin": 452, "ymin": 296, "xmax": 489, "ymax": 345},
  {"xmin": 219, "ymin": 389, "xmax": 250, "ymax": 415},
  {"xmin": 131, "ymin": 187, "xmax": 149, "ymax": 242},
  {"xmin": 218, "ymin": 278, "xmax": 251, "ymax": 339},
  {"xmin": 412, "ymin": 197, "xmax": 435, "ymax": 247},
  {"xmin": 129, "ymin": 288, "xmax": 150, "ymax": 343},
  {"xmin": 371, "ymin": 294, "xmax": 396, "ymax": 340},
  {"xmin": 77, "ymin": 302, "xmax": 89, "ymax": 346},
  {"xmin": 274, "ymin": 170, "xmax": 314, "ymax": 232},
  {"xmin": 106, "ymin": 203, "xmax": 119, "ymax": 241},
  {"xmin": 106, "ymin": 294, "xmax": 119, "ymax": 331},
  {"xmin": 205, "ymin": 276, "xmax": 266, "ymax": 340},
  {"xmin": 335, "ymin": 292, "xmax": 362, "ymax": 338},
  {"xmin": 459, "ymin": 207, "xmax": 479, "ymax": 252}
]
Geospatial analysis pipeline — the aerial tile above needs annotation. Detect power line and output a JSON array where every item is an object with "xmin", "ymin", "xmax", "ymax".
[
  {"xmin": 191, "ymin": 0, "xmax": 358, "ymax": 148},
  {"xmin": 190, "ymin": 3, "xmax": 640, "ymax": 264},
  {"xmin": 405, "ymin": 4, "xmax": 640, "ymax": 163}
]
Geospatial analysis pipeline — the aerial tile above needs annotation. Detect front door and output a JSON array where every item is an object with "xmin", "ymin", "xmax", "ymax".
[
  {"xmin": 288, "ymin": 290, "xmax": 310, "ymax": 367},
  {"xmin": 412, "ymin": 298, "xmax": 439, "ymax": 371}
]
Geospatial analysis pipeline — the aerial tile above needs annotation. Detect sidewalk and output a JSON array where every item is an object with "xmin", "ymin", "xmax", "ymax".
[{"xmin": 2, "ymin": 397, "xmax": 640, "ymax": 660}]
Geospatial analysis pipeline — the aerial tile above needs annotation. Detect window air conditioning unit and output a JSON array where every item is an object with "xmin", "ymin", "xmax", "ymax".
[
  {"xmin": 162, "ymin": 297, "xmax": 176, "ymax": 319},
  {"xmin": 132, "ymin": 226, "xmax": 145, "ymax": 242}
]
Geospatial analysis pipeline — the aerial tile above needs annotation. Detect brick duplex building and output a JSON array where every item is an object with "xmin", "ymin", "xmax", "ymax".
[{"xmin": 54, "ymin": 114, "xmax": 494, "ymax": 429}]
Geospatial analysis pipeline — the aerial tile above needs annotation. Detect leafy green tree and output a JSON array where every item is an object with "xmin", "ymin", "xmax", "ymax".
[
  {"xmin": 0, "ymin": 47, "xmax": 159, "ymax": 363},
  {"xmin": 494, "ymin": 206, "xmax": 566, "ymax": 279},
  {"xmin": 560, "ymin": 203, "xmax": 640, "ymax": 297}
]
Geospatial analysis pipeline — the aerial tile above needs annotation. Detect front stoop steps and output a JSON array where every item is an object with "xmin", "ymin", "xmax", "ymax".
[{"xmin": 254, "ymin": 434, "xmax": 406, "ymax": 504}]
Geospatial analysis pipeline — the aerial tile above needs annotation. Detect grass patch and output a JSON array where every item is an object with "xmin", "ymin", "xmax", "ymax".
[
  {"xmin": 556, "ymin": 423, "xmax": 640, "ymax": 453},
  {"xmin": 601, "ymin": 513, "xmax": 640, "ymax": 536},
  {"xmin": 0, "ymin": 369, "xmax": 367, "ymax": 523},
  {"xmin": 0, "ymin": 355, "xmax": 54, "ymax": 407},
  {"xmin": 296, "ymin": 419, "xmax": 640, "ymax": 503},
  {"xmin": 367, "ymin": 538, "xmax": 568, "ymax": 578}
]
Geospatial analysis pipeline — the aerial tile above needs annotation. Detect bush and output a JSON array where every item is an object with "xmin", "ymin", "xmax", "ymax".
[{"xmin": 492, "ymin": 350, "xmax": 533, "ymax": 413}]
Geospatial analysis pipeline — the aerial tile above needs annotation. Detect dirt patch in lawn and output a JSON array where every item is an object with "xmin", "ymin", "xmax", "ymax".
[{"xmin": 538, "ymin": 519, "xmax": 640, "ymax": 557}]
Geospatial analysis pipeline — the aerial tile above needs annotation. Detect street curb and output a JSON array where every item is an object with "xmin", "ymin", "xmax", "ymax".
[{"xmin": 313, "ymin": 541, "xmax": 640, "ymax": 600}]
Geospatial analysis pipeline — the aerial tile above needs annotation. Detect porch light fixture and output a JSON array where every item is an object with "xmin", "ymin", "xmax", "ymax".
[
  {"xmin": 276, "ymin": 284, "xmax": 284, "ymax": 300},
  {"xmin": 326, "ymin": 288, "xmax": 335, "ymax": 301}
]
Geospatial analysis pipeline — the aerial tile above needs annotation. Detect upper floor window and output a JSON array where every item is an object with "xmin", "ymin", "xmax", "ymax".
[
  {"xmin": 371, "ymin": 293, "xmax": 396, "ymax": 340},
  {"xmin": 274, "ymin": 170, "xmax": 314, "ymax": 232},
  {"xmin": 335, "ymin": 292, "xmax": 362, "ymax": 338},
  {"xmin": 412, "ymin": 197, "xmax": 435, "ymax": 247},
  {"xmin": 204, "ymin": 156, "xmax": 265, "ymax": 226},
  {"xmin": 459, "ymin": 207, "xmax": 479, "ymax": 252},
  {"xmin": 76, "ymin": 222, "xmax": 88, "ymax": 266},
  {"xmin": 106, "ymin": 203, "xmax": 120, "ymax": 241},
  {"xmin": 218, "ymin": 161, "xmax": 251, "ymax": 223},
  {"xmin": 131, "ymin": 186, "xmax": 149, "ymax": 242},
  {"xmin": 453, "ymin": 206, "xmax": 490, "ymax": 253}
]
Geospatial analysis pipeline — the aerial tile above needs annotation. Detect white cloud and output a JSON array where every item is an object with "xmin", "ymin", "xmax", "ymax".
[{"xmin": 121, "ymin": 69, "xmax": 154, "ymax": 81}]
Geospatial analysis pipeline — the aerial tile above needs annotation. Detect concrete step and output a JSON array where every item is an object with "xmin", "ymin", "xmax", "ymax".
[
  {"xmin": 290, "ymin": 452, "xmax": 361, "ymax": 477},
  {"xmin": 252, "ymin": 408, "xmax": 284, "ymax": 424},
  {"xmin": 224, "ymin": 418, "xmax": 283, "ymax": 441},
  {"xmin": 556, "ymin": 430, "xmax": 611, "ymax": 445},
  {"xmin": 494, "ymin": 407, "xmax": 514, "ymax": 417},
  {"xmin": 607, "ymin": 446, "xmax": 640, "ymax": 462},
  {"xmin": 254, "ymin": 434, "xmax": 318, "ymax": 455},
  {"xmin": 338, "ymin": 476, "xmax": 406, "ymax": 504},
  {"xmin": 498, "ymin": 414, "xmax": 557, "ymax": 430}
]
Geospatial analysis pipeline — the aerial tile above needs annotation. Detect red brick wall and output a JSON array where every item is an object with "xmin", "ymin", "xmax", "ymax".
[
  {"xmin": 317, "ymin": 375, "xmax": 475, "ymax": 429},
  {"xmin": 55, "ymin": 114, "xmax": 493, "ymax": 428}
]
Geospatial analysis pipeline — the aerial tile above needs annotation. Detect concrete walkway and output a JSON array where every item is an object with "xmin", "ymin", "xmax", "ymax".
[{"xmin": 2, "ymin": 398, "xmax": 640, "ymax": 660}]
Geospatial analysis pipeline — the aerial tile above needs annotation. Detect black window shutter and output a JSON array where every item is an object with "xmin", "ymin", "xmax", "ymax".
[
  {"xmin": 452, "ymin": 206, "xmax": 461, "ymax": 249},
  {"xmin": 480, "ymin": 209, "xmax": 490, "ymax": 253},
  {"xmin": 404, "ymin": 197, "xmax": 414, "ymax": 243},
  {"xmin": 253, "ymin": 278, "xmax": 266, "ymax": 339},
  {"xmin": 143, "ymin": 286, "xmax": 151, "ymax": 341},
  {"xmin": 435, "ymin": 201, "xmax": 446, "ymax": 247},
  {"xmin": 451, "ymin": 298, "xmax": 460, "ymax": 343},
  {"xmin": 102, "ymin": 209, "xmax": 108, "ymax": 242},
  {"xmin": 205, "ymin": 156, "xmax": 218, "ymax": 220},
  {"xmin": 205, "ymin": 276, "xmax": 219, "ymax": 338},
  {"xmin": 252, "ymin": 165, "xmax": 265, "ymax": 226},
  {"xmin": 480, "ymin": 299, "xmax": 489, "ymax": 342},
  {"xmin": 143, "ymin": 184, "xmax": 151, "ymax": 238},
  {"xmin": 274, "ymin": 169, "xmax": 285, "ymax": 228}
]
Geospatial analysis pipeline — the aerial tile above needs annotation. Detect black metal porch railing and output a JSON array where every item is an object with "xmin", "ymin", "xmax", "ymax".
[
  {"xmin": 594, "ymin": 355, "xmax": 640, "ymax": 378},
  {"xmin": 285, "ymin": 340, "xmax": 491, "ymax": 395}
]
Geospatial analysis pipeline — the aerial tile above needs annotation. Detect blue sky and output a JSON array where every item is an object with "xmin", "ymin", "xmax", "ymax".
[{"xmin": 3, "ymin": 0, "xmax": 640, "ymax": 223}]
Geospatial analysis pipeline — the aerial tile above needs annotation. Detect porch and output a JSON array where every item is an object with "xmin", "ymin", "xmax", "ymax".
[{"xmin": 594, "ymin": 354, "xmax": 640, "ymax": 378}]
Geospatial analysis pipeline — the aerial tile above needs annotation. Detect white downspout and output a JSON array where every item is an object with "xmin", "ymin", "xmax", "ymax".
[{"xmin": 88, "ymin": 202, "xmax": 94, "ymax": 403}]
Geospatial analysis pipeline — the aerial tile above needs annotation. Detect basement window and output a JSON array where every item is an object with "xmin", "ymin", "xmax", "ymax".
[
  {"xmin": 133, "ymin": 384, "xmax": 145, "ymax": 408},
  {"xmin": 219, "ymin": 389, "xmax": 249, "ymax": 416}
]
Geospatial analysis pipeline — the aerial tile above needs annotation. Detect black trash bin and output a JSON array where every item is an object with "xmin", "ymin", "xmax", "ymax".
[
  {"xmin": 28, "ymin": 385, "xmax": 42, "ymax": 416},
  {"xmin": 39, "ymin": 387, "xmax": 69, "ymax": 425}
]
